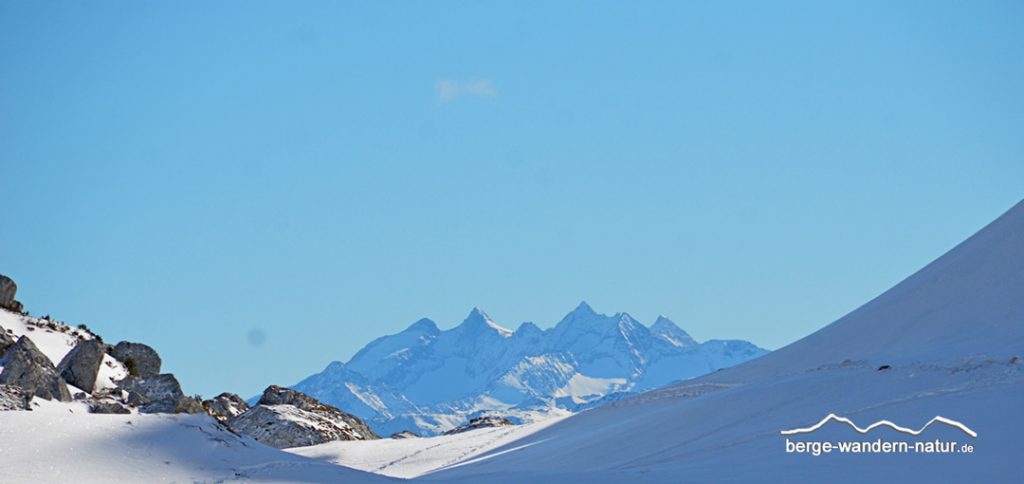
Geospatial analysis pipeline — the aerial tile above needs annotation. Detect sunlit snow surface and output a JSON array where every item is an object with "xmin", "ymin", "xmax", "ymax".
[
  {"xmin": 421, "ymin": 201, "xmax": 1024, "ymax": 482},
  {"xmin": 288, "ymin": 416, "xmax": 567, "ymax": 478},
  {"xmin": 0, "ymin": 399, "xmax": 394, "ymax": 483}
]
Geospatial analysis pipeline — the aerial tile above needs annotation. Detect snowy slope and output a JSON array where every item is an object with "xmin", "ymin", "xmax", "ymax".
[
  {"xmin": 294, "ymin": 305, "xmax": 766, "ymax": 436},
  {"xmin": 0, "ymin": 398, "xmax": 394, "ymax": 483},
  {"xmin": 288, "ymin": 415, "xmax": 568, "ymax": 478},
  {"xmin": 426, "ymin": 200, "xmax": 1024, "ymax": 482}
]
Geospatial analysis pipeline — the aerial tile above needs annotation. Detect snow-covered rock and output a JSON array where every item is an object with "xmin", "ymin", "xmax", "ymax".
[
  {"xmin": 441, "ymin": 416, "xmax": 513, "ymax": 435},
  {"xmin": 0, "ymin": 384, "xmax": 30, "ymax": 410},
  {"xmin": 202, "ymin": 392, "xmax": 250, "ymax": 422},
  {"xmin": 88, "ymin": 400, "xmax": 130, "ymax": 414},
  {"xmin": 228, "ymin": 385, "xmax": 379, "ymax": 449},
  {"xmin": 389, "ymin": 430, "xmax": 420, "ymax": 439},
  {"xmin": 0, "ymin": 336, "xmax": 71, "ymax": 401},
  {"xmin": 293, "ymin": 305, "xmax": 766, "ymax": 436}
]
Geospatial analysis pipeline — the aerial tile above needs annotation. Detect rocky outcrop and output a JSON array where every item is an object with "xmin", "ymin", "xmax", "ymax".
[
  {"xmin": 0, "ymin": 384, "xmax": 31, "ymax": 410},
  {"xmin": 85, "ymin": 387, "xmax": 131, "ymax": 414},
  {"xmin": 0, "ymin": 275, "xmax": 23, "ymax": 313},
  {"xmin": 89, "ymin": 401, "xmax": 131, "ymax": 414},
  {"xmin": 0, "ymin": 336, "xmax": 71, "ymax": 401},
  {"xmin": 177, "ymin": 395, "xmax": 204, "ymax": 414},
  {"xmin": 390, "ymin": 430, "xmax": 420, "ymax": 439},
  {"xmin": 56, "ymin": 340, "xmax": 105, "ymax": 392},
  {"xmin": 202, "ymin": 392, "xmax": 250, "ymax": 422},
  {"xmin": 118, "ymin": 374, "xmax": 202, "ymax": 414},
  {"xmin": 228, "ymin": 385, "xmax": 378, "ymax": 449},
  {"xmin": 441, "ymin": 416, "xmax": 514, "ymax": 435},
  {"xmin": 109, "ymin": 342, "xmax": 161, "ymax": 378}
]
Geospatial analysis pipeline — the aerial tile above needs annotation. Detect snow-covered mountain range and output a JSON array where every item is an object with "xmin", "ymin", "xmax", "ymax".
[{"xmin": 292, "ymin": 303, "xmax": 767, "ymax": 436}]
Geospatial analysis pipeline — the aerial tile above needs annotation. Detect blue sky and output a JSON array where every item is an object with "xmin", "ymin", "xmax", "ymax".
[{"xmin": 2, "ymin": 1, "xmax": 1022, "ymax": 397}]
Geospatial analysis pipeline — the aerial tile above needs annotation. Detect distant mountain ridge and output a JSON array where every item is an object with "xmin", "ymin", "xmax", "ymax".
[{"xmin": 292, "ymin": 302, "xmax": 767, "ymax": 436}]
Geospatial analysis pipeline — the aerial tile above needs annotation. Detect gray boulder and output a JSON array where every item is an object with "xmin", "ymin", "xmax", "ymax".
[
  {"xmin": 228, "ymin": 385, "xmax": 378, "ymax": 449},
  {"xmin": 0, "ymin": 336, "xmax": 71, "ymax": 401},
  {"xmin": 0, "ymin": 274, "xmax": 22, "ymax": 313},
  {"xmin": 109, "ymin": 342, "xmax": 161, "ymax": 378},
  {"xmin": 0, "ymin": 384, "xmax": 31, "ymax": 411},
  {"xmin": 203, "ymin": 392, "xmax": 250, "ymax": 422},
  {"xmin": 56, "ymin": 339, "xmax": 105, "ymax": 393},
  {"xmin": 89, "ymin": 401, "xmax": 131, "ymax": 414},
  {"xmin": 118, "ymin": 373, "xmax": 201, "ymax": 414},
  {"xmin": 177, "ymin": 395, "xmax": 204, "ymax": 414}
]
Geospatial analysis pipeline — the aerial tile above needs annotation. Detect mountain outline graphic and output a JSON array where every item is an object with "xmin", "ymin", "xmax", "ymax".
[{"xmin": 780, "ymin": 413, "xmax": 977, "ymax": 438}]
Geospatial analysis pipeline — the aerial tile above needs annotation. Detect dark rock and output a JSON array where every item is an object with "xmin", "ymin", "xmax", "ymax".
[
  {"xmin": 176, "ymin": 395, "xmax": 205, "ymax": 414},
  {"xmin": 0, "ymin": 275, "xmax": 22, "ymax": 313},
  {"xmin": 0, "ymin": 326, "xmax": 14, "ymax": 356},
  {"xmin": 56, "ymin": 339, "xmax": 105, "ymax": 393},
  {"xmin": 109, "ymin": 341, "xmax": 162, "ymax": 378},
  {"xmin": 89, "ymin": 401, "xmax": 131, "ymax": 414},
  {"xmin": 93, "ymin": 387, "xmax": 128, "ymax": 401},
  {"xmin": 203, "ymin": 392, "xmax": 250, "ymax": 422},
  {"xmin": 4, "ymin": 300, "xmax": 23, "ymax": 314},
  {"xmin": 877, "ymin": 364, "xmax": 891, "ymax": 371},
  {"xmin": 119, "ymin": 373, "xmax": 194, "ymax": 413},
  {"xmin": 0, "ymin": 384, "xmax": 31, "ymax": 410},
  {"xmin": 441, "ymin": 416, "xmax": 514, "ymax": 435},
  {"xmin": 0, "ymin": 275, "xmax": 13, "ymax": 304},
  {"xmin": 227, "ymin": 385, "xmax": 378, "ymax": 448},
  {"xmin": 0, "ymin": 336, "xmax": 71, "ymax": 401},
  {"xmin": 390, "ymin": 430, "xmax": 420, "ymax": 439}
]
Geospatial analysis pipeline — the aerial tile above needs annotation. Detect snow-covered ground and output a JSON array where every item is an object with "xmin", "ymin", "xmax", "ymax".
[
  {"xmin": 288, "ymin": 415, "xmax": 568, "ymax": 478},
  {"xmin": 423, "ymin": 201, "xmax": 1024, "ymax": 482},
  {"xmin": 0, "ymin": 399, "xmax": 394, "ymax": 483}
]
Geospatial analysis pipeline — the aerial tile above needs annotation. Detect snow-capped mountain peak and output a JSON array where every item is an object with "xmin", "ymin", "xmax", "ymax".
[
  {"xmin": 456, "ymin": 307, "xmax": 513, "ymax": 337},
  {"xmin": 650, "ymin": 315, "xmax": 696, "ymax": 348}
]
